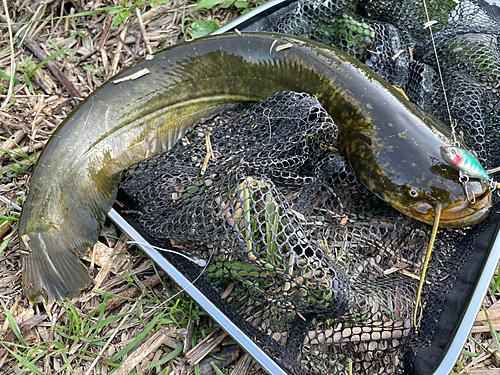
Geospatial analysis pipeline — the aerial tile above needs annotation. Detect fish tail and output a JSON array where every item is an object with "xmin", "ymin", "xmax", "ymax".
[
  {"xmin": 20, "ymin": 103, "xmax": 234, "ymax": 303},
  {"xmin": 22, "ymin": 231, "xmax": 91, "ymax": 303}
]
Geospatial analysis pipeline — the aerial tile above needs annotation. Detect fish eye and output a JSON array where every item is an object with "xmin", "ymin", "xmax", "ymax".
[{"xmin": 409, "ymin": 188, "xmax": 420, "ymax": 198}]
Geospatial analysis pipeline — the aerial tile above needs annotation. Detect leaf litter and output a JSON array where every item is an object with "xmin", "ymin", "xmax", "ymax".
[
  {"xmin": 0, "ymin": 0, "xmax": 267, "ymax": 374},
  {"xmin": 0, "ymin": 0, "xmax": 498, "ymax": 374}
]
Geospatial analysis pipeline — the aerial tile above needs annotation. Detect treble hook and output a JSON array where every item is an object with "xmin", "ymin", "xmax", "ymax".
[{"xmin": 459, "ymin": 171, "xmax": 476, "ymax": 204}]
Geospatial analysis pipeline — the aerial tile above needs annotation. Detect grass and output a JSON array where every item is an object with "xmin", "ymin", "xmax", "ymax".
[
  {"xmin": 0, "ymin": 136, "xmax": 38, "ymax": 183},
  {"xmin": 0, "ymin": 278, "xmax": 207, "ymax": 373},
  {"xmin": 0, "ymin": 0, "xmax": 262, "ymax": 104},
  {"xmin": 454, "ymin": 261, "xmax": 500, "ymax": 374},
  {"xmin": 1, "ymin": 0, "xmax": 499, "ymax": 374},
  {"xmin": 1, "ymin": 48, "xmax": 67, "ymax": 95}
]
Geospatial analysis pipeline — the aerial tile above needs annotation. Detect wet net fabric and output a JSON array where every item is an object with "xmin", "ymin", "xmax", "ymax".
[
  {"xmin": 256, "ymin": 0, "xmax": 500, "ymax": 165},
  {"xmin": 118, "ymin": 0, "xmax": 500, "ymax": 374}
]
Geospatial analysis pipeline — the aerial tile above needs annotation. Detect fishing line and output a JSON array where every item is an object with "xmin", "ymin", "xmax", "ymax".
[
  {"xmin": 415, "ymin": 0, "xmax": 448, "ymax": 329},
  {"xmin": 128, "ymin": 241, "xmax": 207, "ymax": 266},
  {"xmin": 127, "ymin": 241, "xmax": 215, "ymax": 319},
  {"xmin": 421, "ymin": 0, "xmax": 455, "ymax": 138},
  {"xmin": 414, "ymin": 2, "xmax": 465, "ymax": 328},
  {"xmin": 422, "ymin": 0, "xmax": 500, "ymax": 195}
]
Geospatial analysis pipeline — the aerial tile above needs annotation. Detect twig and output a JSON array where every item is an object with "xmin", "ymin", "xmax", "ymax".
[
  {"xmin": 0, "ymin": 14, "xmax": 82, "ymax": 99},
  {"xmin": 112, "ymin": 26, "xmax": 128, "ymax": 75},
  {"xmin": 0, "ymin": 222, "xmax": 12, "ymax": 239},
  {"xmin": 232, "ymin": 353, "xmax": 254, "ymax": 375},
  {"xmin": 75, "ymin": 50, "xmax": 98, "ymax": 67},
  {"xmin": 0, "ymin": 129, "xmax": 27, "ymax": 160},
  {"xmin": 76, "ymin": 16, "xmax": 113, "ymax": 67},
  {"xmin": 185, "ymin": 327, "xmax": 228, "ymax": 365},
  {"xmin": 98, "ymin": 16, "xmax": 113, "ymax": 50},
  {"xmin": 114, "ymin": 327, "xmax": 172, "ymax": 375},
  {"xmin": 116, "ymin": 36, "xmax": 137, "ymax": 59},
  {"xmin": 113, "ymin": 68, "xmax": 150, "ymax": 84},
  {"xmin": 135, "ymin": 7, "xmax": 153, "ymax": 56},
  {"xmin": 423, "ymin": 19, "xmax": 438, "ymax": 29},
  {"xmin": 133, "ymin": 31, "xmax": 141, "ymax": 55},
  {"xmin": 275, "ymin": 42, "xmax": 293, "ymax": 52},
  {"xmin": 1, "ymin": 0, "xmax": 15, "ymax": 110},
  {"xmin": 391, "ymin": 49, "xmax": 405, "ymax": 62},
  {"xmin": 103, "ymin": 274, "xmax": 161, "ymax": 311},
  {"xmin": 201, "ymin": 132, "xmax": 214, "ymax": 175},
  {"xmin": 0, "ymin": 195, "xmax": 22, "ymax": 211},
  {"xmin": 183, "ymin": 319, "xmax": 195, "ymax": 353},
  {"xmin": 84, "ymin": 302, "xmax": 138, "ymax": 375},
  {"xmin": 408, "ymin": 46, "xmax": 415, "ymax": 62}
]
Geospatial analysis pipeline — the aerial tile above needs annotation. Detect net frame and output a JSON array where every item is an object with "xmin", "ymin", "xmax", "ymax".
[{"xmin": 110, "ymin": 0, "xmax": 500, "ymax": 373}]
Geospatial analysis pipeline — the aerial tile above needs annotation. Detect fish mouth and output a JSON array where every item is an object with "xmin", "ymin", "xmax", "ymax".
[{"xmin": 408, "ymin": 189, "xmax": 494, "ymax": 228}]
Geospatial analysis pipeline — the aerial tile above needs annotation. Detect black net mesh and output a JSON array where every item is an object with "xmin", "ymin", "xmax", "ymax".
[{"xmin": 117, "ymin": 0, "xmax": 500, "ymax": 374}]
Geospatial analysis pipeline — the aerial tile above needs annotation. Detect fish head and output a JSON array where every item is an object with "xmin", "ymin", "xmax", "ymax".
[
  {"xmin": 380, "ymin": 157, "xmax": 493, "ymax": 228},
  {"xmin": 343, "ymin": 109, "xmax": 495, "ymax": 228},
  {"xmin": 402, "ymin": 179, "xmax": 492, "ymax": 228}
]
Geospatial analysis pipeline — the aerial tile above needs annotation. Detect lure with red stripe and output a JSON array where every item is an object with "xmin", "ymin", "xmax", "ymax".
[{"xmin": 440, "ymin": 146, "xmax": 490, "ymax": 180}]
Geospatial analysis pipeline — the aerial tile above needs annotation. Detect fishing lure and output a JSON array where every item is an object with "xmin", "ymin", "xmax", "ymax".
[{"xmin": 440, "ymin": 145, "xmax": 490, "ymax": 181}]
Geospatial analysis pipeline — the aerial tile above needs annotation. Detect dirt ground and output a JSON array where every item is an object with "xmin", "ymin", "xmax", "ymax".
[{"xmin": 1, "ymin": 0, "xmax": 499, "ymax": 374}]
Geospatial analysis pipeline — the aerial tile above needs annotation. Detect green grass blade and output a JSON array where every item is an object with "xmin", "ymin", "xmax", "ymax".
[
  {"xmin": 22, "ymin": 71, "xmax": 33, "ymax": 93},
  {"xmin": 110, "ymin": 312, "xmax": 166, "ymax": 363},
  {"xmin": 193, "ymin": 0, "xmax": 226, "ymax": 10},
  {"xmin": 484, "ymin": 308, "xmax": 500, "ymax": 351},
  {"xmin": 28, "ymin": 48, "xmax": 68, "ymax": 78},
  {"xmin": 17, "ymin": 9, "xmax": 111, "ymax": 25},
  {"xmin": 0, "ymin": 300, "xmax": 26, "ymax": 346},
  {"xmin": 0, "ymin": 343, "xmax": 44, "ymax": 375},
  {"xmin": 143, "ymin": 344, "xmax": 183, "ymax": 370},
  {"xmin": 84, "ymin": 305, "xmax": 127, "ymax": 334},
  {"xmin": 211, "ymin": 362, "xmax": 225, "ymax": 375},
  {"xmin": 0, "ymin": 135, "xmax": 36, "ymax": 163},
  {"xmin": 469, "ymin": 335, "xmax": 490, "ymax": 354},
  {"xmin": 454, "ymin": 359, "xmax": 471, "ymax": 375},
  {"xmin": 0, "ymin": 236, "xmax": 12, "ymax": 255}
]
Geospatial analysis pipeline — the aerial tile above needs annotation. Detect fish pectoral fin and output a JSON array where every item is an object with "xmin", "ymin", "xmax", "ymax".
[{"xmin": 22, "ymin": 231, "xmax": 90, "ymax": 303}]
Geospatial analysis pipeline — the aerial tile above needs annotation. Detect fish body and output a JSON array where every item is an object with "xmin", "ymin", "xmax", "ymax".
[{"xmin": 19, "ymin": 32, "xmax": 493, "ymax": 303}]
